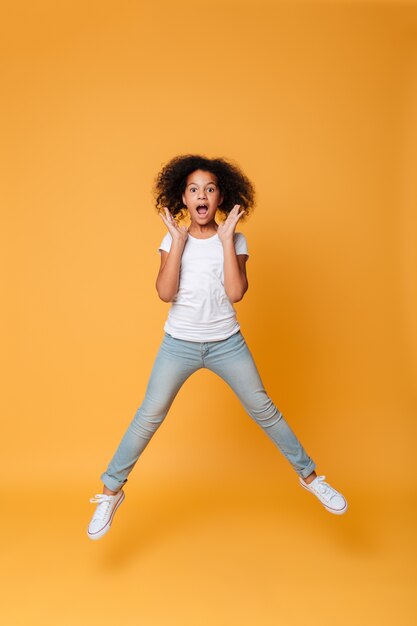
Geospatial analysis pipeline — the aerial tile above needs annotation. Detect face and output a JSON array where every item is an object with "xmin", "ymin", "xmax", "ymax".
[{"xmin": 182, "ymin": 169, "xmax": 224, "ymax": 226}]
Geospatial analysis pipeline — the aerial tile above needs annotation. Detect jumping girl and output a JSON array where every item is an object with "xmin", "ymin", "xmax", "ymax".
[{"xmin": 87, "ymin": 154, "xmax": 347, "ymax": 540}]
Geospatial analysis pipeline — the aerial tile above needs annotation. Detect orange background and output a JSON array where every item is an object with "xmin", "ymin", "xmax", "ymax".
[{"xmin": 2, "ymin": 1, "xmax": 416, "ymax": 624}]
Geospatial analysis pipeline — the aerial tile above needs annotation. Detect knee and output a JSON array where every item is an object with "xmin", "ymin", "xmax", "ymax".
[
  {"xmin": 246, "ymin": 394, "xmax": 282, "ymax": 425},
  {"xmin": 130, "ymin": 403, "xmax": 167, "ymax": 436}
]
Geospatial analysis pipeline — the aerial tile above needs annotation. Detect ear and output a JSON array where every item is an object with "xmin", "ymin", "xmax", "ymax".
[{"xmin": 218, "ymin": 192, "xmax": 224, "ymax": 207}]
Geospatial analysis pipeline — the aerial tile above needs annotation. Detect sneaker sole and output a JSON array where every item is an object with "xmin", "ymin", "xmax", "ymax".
[
  {"xmin": 87, "ymin": 490, "xmax": 126, "ymax": 540},
  {"xmin": 299, "ymin": 479, "xmax": 348, "ymax": 515}
]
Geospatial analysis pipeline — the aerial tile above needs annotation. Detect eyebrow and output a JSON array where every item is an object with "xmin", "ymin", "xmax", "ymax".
[{"xmin": 186, "ymin": 181, "xmax": 217, "ymax": 187}]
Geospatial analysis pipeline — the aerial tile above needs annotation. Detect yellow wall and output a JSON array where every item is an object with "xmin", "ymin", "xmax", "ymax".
[{"xmin": 2, "ymin": 2, "xmax": 416, "ymax": 625}]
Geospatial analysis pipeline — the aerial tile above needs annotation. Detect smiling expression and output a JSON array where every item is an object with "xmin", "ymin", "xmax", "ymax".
[{"xmin": 182, "ymin": 169, "xmax": 224, "ymax": 226}]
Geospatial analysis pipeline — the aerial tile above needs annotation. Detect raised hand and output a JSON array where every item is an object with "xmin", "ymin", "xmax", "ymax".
[
  {"xmin": 159, "ymin": 207, "xmax": 188, "ymax": 244},
  {"xmin": 217, "ymin": 204, "xmax": 245, "ymax": 243}
]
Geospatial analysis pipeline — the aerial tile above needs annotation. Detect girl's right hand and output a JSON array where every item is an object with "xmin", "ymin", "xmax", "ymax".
[{"xmin": 159, "ymin": 207, "xmax": 188, "ymax": 245}]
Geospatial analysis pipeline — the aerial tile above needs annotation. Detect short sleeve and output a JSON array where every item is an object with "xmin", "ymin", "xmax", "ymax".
[
  {"xmin": 158, "ymin": 232, "xmax": 172, "ymax": 254},
  {"xmin": 234, "ymin": 232, "xmax": 249, "ymax": 258}
]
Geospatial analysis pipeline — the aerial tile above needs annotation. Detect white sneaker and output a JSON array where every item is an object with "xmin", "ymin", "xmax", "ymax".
[
  {"xmin": 299, "ymin": 475, "xmax": 348, "ymax": 515},
  {"xmin": 87, "ymin": 490, "xmax": 125, "ymax": 540}
]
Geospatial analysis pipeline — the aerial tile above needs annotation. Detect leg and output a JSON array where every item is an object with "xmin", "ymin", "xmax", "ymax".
[
  {"xmin": 204, "ymin": 331, "xmax": 316, "ymax": 479},
  {"xmin": 100, "ymin": 333, "xmax": 203, "ymax": 491}
]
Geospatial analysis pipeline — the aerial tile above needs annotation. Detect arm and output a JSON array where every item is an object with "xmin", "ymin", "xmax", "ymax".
[
  {"xmin": 217, "ymin": 204, "xmax": 249, "ymax": 303},
  {"xmin": 156, "ymin": 242, "xmax": 186, "ymax": 302},
  {"xmin": 222, "ymin": 242, "xmax": 249, "ymax": 303},
  {"xmin": 155, "ymin": 208, "xmax": 188, "ymax": 302}
]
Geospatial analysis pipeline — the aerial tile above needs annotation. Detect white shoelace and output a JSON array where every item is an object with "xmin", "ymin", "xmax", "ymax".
[
  {"xmin": 89, "ymin": 494, "xmax": 115, "ymax": 521},
  {"xmin": 310, "ymin": 476, "xmax": 338, "ymax": 502}
]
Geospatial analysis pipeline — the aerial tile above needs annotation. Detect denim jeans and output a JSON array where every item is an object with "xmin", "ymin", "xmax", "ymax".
[{"xmin": 101, "ymin": 330, "xmax": 316, "ymax": 491}]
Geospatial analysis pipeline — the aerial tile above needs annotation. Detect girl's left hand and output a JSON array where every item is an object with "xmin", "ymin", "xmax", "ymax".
[{"xmin": 217, "ymin": 205, "xmax": 245, "ymax": 242}]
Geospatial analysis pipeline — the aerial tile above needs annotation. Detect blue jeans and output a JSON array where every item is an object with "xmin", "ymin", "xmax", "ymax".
[{"xmin": 101, "ymin": 330, "xmax": 316, "ymax": 491}]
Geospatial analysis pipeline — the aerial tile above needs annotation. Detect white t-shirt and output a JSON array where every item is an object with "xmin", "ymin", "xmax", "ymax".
[{"xmin": 158, "ymin": 231, "xmax": 249, "ymax": 342}]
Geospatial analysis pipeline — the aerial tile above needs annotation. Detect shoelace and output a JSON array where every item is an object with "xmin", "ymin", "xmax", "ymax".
[
  {"xmin": 310, "ymin": 476, "xmax": 338, "ymax": 502},
  {"xmin": 89, "ymin": 494, "xmax": 115, "ymax": 521}
]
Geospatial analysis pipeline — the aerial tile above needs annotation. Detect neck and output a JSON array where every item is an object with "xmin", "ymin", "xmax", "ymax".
[{"xmin": 188, "ymin": 219, "xmax": 218, "ymax": 237}]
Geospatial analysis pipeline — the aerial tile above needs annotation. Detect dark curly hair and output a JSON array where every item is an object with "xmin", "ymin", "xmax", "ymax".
[{"xmin": 152, "ymin": 154, "xmax": 256, "ymax": 223}]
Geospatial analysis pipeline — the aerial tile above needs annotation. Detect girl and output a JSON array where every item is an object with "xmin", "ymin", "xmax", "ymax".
[{"xmin": 87, "ymin": 154, "xmax": 347, "ymax": 540}]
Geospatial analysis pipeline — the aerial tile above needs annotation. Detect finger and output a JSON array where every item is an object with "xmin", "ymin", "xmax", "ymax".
[
  {"xmin": 225, "ymin": 208, "xmax": 238, "ymax": 221},
  {"xmin": 159, "ymin": 211, "xmax": 172, "ymax": 225},
  {"xmin": 229, "ymin": 205, "xmax": 241, "ymax": 218},
  {"xmin": 229, "ymin": 209, "xmax": 244, "ymax": 223},
  {"xmin": 160, "ymin": 210, "xmax": 177, "ymax": 230},
  {"xmin": 165, "ymin": 208, "xmax": 179, "ymax": 228}
]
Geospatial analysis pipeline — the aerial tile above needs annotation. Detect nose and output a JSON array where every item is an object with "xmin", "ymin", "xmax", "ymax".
[{"xmin": 198, "ymin": 190, "xmax": 207, "ymax": 200}]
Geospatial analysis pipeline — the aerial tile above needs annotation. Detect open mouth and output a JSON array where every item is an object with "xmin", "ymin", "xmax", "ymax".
[{"xmin": 196, "ymin": 204, "xmax": 208, "ymax": 216}]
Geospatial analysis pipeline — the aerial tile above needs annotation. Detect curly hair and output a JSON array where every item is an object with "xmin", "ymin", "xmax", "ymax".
[{"xmin": 152, "ymin": 154, "xmax": 256, "ymax": 223}]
